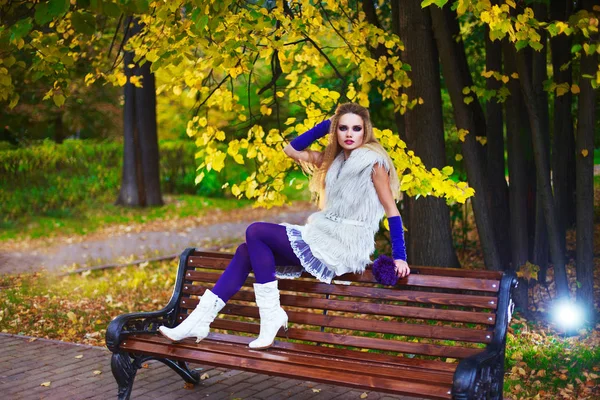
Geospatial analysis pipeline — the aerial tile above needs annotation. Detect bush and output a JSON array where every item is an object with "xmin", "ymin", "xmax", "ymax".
[{"xmin": 0, "ymin": 139, "xmax": 249, "ymax": 221}]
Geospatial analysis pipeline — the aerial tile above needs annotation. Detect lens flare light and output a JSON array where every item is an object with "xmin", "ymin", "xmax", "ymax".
[{"xmin": 551, "ymin": 299, "xmax": 585, "ymax": 332}]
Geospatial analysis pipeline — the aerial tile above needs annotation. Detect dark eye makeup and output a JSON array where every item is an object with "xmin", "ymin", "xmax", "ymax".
[{"xmin": 339, "ymin": 125, "xmax": 363, "ymax": 132}]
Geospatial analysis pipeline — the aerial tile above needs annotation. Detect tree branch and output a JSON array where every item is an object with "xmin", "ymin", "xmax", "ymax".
[
  {"xmin": 302, "ymin": 33, "xmax": 346, "ymax": 83},
  {"xmin": 317, "ymin": 2, "xmax": 360, "ymax": 59},
  {"xmin": 247, "ymin": 53, "xmax": 260, "ymax": 121},
  {"xmin": 109, "ymin": 15, "xmax": 133, "ymax": 73},
  {"xmin": 107, "ymin": 13, "xmax": 124, "ymax": 58},
  {"xmin": 257, "ymin": 50, "xmax": 282, "ymax": 95},
  {"xmin": 193, "ymin": 72, "xmax": 231, "ymax": 117}
]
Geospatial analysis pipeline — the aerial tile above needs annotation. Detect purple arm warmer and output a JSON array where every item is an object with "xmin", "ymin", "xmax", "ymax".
[
  {"xmin": 289, "ymin": 119, "xmax": 331, "ymax": 151},
  {"xmin": 388, "ymin": 215, "xmax": 407, "ymax": 261}
]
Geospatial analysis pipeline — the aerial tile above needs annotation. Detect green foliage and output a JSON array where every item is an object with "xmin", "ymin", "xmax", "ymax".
[{"xmin": 0, "ymin": 139, "xmax": 249, "ymax": 221}]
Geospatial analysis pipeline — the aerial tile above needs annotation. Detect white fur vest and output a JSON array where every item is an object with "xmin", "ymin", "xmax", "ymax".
[{"xmin": 302, "ymin": 147, "xmax": 392, "ymax": 276}]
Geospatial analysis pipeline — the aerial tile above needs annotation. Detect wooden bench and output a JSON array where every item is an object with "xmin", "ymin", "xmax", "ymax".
[{"xmin": 106, "ymin": 248, "xmax": 517, "ymax": 400}]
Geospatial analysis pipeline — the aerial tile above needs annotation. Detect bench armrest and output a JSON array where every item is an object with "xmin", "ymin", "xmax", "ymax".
[
  {"xmin": 106, "ymin": 308, "xmax": 175, "ymax": 352},
  {"xmin": 451, "ymin": 343, "xmax": 505, "ymax": 399},
  {"xmin": 105, "ymin": 248, "xmax": 196, "ymax": 352},
  {"xmin": 452, "ymin": 271, "xmax": 517, "ymax": 400}
]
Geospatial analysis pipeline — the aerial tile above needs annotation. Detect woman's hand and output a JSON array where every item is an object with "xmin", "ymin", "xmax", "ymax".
[{"xmin": 394, "ymin": 259, "xmax": 410, "ymax": 279}]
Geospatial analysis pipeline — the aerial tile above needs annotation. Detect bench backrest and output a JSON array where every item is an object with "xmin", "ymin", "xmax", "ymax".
[{"xmin": 174, "ymin": 249, "xmax": 507, "ymax": 362}]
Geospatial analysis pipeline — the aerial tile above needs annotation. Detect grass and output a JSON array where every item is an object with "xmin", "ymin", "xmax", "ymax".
[
  {"xmin": 504, "ymin": 317, "xmax": 600, "ymax": 399},
  {"xmin": 0, "ymin": 260, "xmax": 178, "ymax": 344},
  {"xmin": 0, "ymin": 171, "xmax": 311, "ymax": 243},
  {"xmin": 0, "ymin": 194, "xmax": 252, "ymax": 242}
]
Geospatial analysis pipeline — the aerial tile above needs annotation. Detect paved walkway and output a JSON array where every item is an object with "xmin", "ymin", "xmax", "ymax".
[
  {"xmin": 0, "ymin": 209, "xmax": 314, "ymax": 276},
  {"xmin": 0, "ymin": 334, "xmax": 422, "ymax": 400}
]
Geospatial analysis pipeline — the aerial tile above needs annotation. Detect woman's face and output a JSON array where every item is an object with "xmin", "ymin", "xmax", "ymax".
[{"xmin": 336, "ymin": 113, "xmax": 365, "ymax": 156}]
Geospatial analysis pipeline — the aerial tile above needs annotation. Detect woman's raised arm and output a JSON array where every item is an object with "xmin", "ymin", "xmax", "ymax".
[
  {"xmin": 283, "ymin": 119, "xmax": 330, "ymax": 168},
  {"xmin": 283, "ymin": 145, "xmax": 324, "ymax": 167}
]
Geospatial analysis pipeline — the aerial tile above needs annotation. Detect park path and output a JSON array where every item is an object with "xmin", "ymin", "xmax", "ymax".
[
  {"xmin": 0, "ymin": 208, "xmax": 315, "ymax": 276},
  {"xmin": 0, "ymin": 333, "xmax": 421, "ymax": 400}
]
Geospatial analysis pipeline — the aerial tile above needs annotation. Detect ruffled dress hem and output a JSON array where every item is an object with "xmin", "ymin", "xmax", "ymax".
[{"xmin": 276, "ymin": 223, "xmax": 336, "ymax": 284}]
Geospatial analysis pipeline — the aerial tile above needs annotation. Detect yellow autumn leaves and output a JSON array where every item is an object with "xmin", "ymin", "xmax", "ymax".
[{"xmin": 187, "ymin": 105, "xmax": 476, "ymax": 208}]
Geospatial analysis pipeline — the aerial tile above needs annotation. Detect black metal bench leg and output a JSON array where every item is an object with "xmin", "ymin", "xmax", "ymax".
[
  {"xmin": 159, "ymin": 359, "xmax": 200, "ymax": 384},
  {"xmin": 111, "ymin": 352, "xmax": 140, "ymax": 400}
]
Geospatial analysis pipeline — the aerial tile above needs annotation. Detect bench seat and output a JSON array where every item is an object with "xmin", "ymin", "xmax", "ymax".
[{"xmin": 121, "ymin": 333, "xmax": 456, "ymax": 399}]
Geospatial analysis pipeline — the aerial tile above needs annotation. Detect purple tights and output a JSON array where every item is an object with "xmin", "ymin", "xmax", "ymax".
[{"xmin": 211, "ymin": 222, "xmax": 302, "ymax": 303}]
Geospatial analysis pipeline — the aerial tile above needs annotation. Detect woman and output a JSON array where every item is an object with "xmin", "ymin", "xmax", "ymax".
[{"xmin": 159, "ymin": 102, "xmax": 409, "ymax": 350}]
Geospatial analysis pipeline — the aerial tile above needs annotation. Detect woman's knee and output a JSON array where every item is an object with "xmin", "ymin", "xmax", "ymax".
[
  {"xmin": 245, "ymin": 222, "xmax": 266, "ymax": 242},
  {"xmin": 235, "ymin": 243, "xmax": 249, "ymax": 258}
]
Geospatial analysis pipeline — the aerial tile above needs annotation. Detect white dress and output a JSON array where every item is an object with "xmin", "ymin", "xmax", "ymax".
[{"xmin": 276, "ymin": 147, "xmax": 392, "ymax": 283}]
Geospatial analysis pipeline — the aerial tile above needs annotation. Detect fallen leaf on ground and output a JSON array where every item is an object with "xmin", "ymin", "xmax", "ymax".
[
  {"xmin": 67, "ymin": 311, "xmax": 77, "ymax": 323},
  {"xmin": 360, "ymin": 393, "xmax": 368, "ymax": 399},
  {"xmin": 93, "ymin": 370, "xmax": 102, "ymax": 375},
  {"xmin": 141, "ymin": 363, "xmax": 149, "ymax": 368},
  {"xmin": 200, "ymin": 373, "xmax": 209, "ymax": 380},
  {"xmin": 40, "ymin": 382, "xmax": 51, "ymax": 387},
  {"xmin": 75, "ymin": 355, "xmax": 83, "ymax": 359},
  {"xmin": 28, "ymin": 338, "xmax": 37, "ymax": 342},
  {"xmin": 312, "ymin": 388, "xmax": 321, "ymax": 393},
  {"xmin": 183, "ymin": 382, "xmax": 195, "ymax": 390}
]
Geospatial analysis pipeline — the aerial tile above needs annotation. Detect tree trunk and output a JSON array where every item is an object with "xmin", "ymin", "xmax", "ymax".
[
  {"xmin": 116, "ymin": 17, "xmax": 163, "ymax": 207},
  {"xmin": 575, "ymin": 0, "xmax": 597, "ymax": 320},
  {"xmin": 485, "ymin": 23, "xmax": 511, "ymax": 269},
  {"xmin": 54, "ymin": 113, "xmax": 65, "ymax": 144},
  {"xmin": 396, "ymin": 0, "xmax": 459, "ymax": 268},
  {"xmin": 429, "ymin": 5, "xmax": 502, "ymax": 270},
  {"xmin": 532, "ymin": 3, "xmax": 549, "ymax": 272},
  {"xmin": 550, "ymin": 0, "xmax": 576, "ymax": 255},
  {"xmin": 514, "ymin": 49, "xmax": 570, "ymax": 300},
  {"xmin": 502, "ymin": 41, "xmax": 532, "ymax": 313}
]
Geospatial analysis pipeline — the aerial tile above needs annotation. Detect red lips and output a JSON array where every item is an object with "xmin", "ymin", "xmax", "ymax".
[{"xmin": 344, "ymin": 140, "xmax": 354, "ymax": 144}]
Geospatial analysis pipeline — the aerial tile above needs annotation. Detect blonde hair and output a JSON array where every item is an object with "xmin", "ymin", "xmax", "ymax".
[{"xmin": 306, "ymin": 103, "xmax": 400, "ymax": 209}]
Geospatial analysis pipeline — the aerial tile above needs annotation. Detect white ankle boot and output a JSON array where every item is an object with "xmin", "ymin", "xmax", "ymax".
[
  {"xmin": 158, "ymin": 289, "xmax": 225, "ymax": 343},
  {"xmin": 249, "ymin": 280, "xmax": 288, "ymax": 349}
]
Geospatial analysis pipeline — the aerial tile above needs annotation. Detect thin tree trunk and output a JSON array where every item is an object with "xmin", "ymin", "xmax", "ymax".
[
  {"xmin": 116, "ymin": 17, "xmax": 163, "ymax": 207},
  {"xmin": 575, "ymin": 0, "xmax": 597, "ymax": 320},
  {"xmin": 532, "ymin": 3, "xmax": 549, "ymax": 271},
  {"xmin": 429, "ymin": 5, "xmax": 502, "ymax": 270},
  {"xmin": 396, "ymin": 0, "xmax": 459, "ymax": 268},
  {"xmin": 514, "ymin": 49, "xmax": 570, "ymax": 300},
  {"xmin": 484, "ymin": 20, "xmax": 511, "ymax": 269},
  {"xmin": 54, "ymin": 114, "xmax": 65, "ymax": 144},
  {"xmin": 503, "ymin": 41, "xmax": 531, "ymax": 312},
  {"xmin": 550, "ymin": 0, "xmax": 576, "ymax": 255}
]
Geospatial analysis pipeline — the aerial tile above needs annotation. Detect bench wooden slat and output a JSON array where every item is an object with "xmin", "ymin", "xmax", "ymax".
[
  {"xmin": 128, "ymin": 334, "xmax": 455, "ymax": 385},
  {"xmin": 203, "ymin": 318, "xmax": 483, "ymax": 359},
  {"xmin": 180, "ymin": 286, "xmax": 496, "ymax": 325},
  {"xmin": 205, "ymin": 332, "xmax": 458, "ymax": 373},
  {"xmin": 120, "ymin": 337, "xmax": 453, "ymax": 399},
  {"xmin": 186, "ymin": 257, "xmax": 500, "ymax": 292},
  {"xmin": 178, "ymin": 301, "xmax": 492, "ymax": 344},
  {"xmin": 183, "ymin": 271, "xmax": 498, "ymax": 309},
  {"xmin": 188, "ymin": 252, "xmax": 503, "ymax": 279},
  {"xmin": 362, "ymin": 270, "xmax": 499, "ymax": 292}
]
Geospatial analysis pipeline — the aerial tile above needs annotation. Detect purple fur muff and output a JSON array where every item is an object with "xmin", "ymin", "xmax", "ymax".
[{"xmin": 372, "ymin": 255, "xmax": 398, "ymax": 286}]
